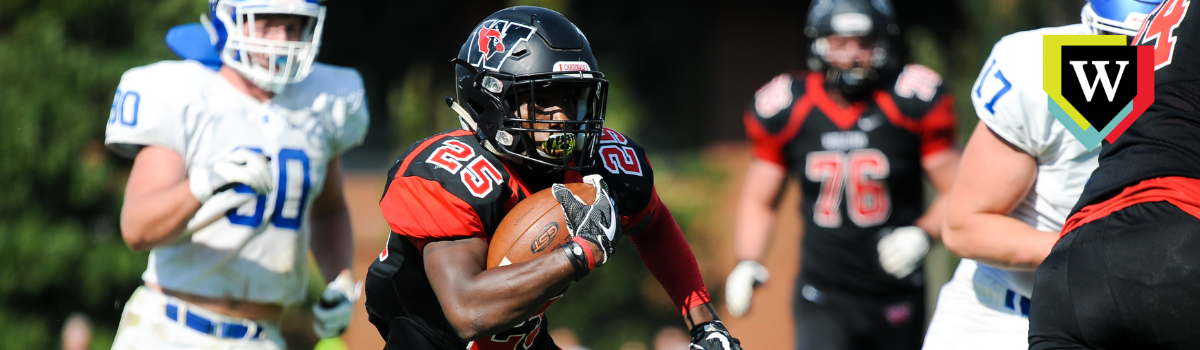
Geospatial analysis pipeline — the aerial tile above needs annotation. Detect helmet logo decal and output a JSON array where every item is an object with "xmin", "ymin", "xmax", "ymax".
[
  {"xmin": 477, "ymin": 27, "xmax": 506, "ymax": 58},
  {"xmin": 468, "ymin": 20, "xmax": 537, "ymax": 72}
]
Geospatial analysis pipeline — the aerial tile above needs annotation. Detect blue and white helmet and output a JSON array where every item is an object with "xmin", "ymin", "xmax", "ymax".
[
  {"xmin": 204, "ymin": 0, "xmax": 326, "ymax": 92},
  {"xmin": 1082, "ymin": 0, "xmax": 1164, "ymax": 36}
]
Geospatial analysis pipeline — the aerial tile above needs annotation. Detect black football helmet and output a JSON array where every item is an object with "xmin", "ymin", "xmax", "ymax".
[
  {"xmin": 447, "ymin": 6, "xmax": 609, "ymax": 172},
  {"xmin": 805, "ymin": 0, "xmax": 900, "ymax": 98}
]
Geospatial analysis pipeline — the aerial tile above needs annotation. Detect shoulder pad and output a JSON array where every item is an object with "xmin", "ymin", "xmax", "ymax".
[
  {"xmin": 583, "ymin": 128, "xmax": 656, "ymax": 216},
  {"xmin": 888, "ymin": 64, "xmax": 950, "ymax": 119},
  {"xmin": 748, "ymin": 72, "xmax": 811, "ymax": 134},
  {"xmin": 278, "ymin": 63, "xmax": 370, "ymax": 157},
  {"xmin": 381, "ymin": 129, "xmax": 511, "ymax": 240},
  {"xmin": 104, "ymin": 60, "xmax": 216, "ymax": 158}
]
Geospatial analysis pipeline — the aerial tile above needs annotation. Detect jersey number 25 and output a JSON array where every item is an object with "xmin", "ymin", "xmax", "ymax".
[{"xmin": 805, "ymin": 149, "xmax": 891, "ymax": 228}]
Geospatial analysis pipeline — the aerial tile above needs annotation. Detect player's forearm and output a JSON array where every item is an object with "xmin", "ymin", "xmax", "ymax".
[
  {"xmin": 914, "ymin": 195, "xmax": 948, "ymax": 240},
  {"xmin": 735, "ymin": 202, "xmax": 776, "ymax": 261},
  {"xmin": 120, "ymin": 180, "xmax": 201, "ymax": 251},
  {"xmin": 432, "ymin": 245, "xmax": 576, "ymax": 340},
  {"xmin": 684, "ymin": 303, "xmax": 720, "ymax": 330},
  {"xmin": 942, "ymin": 212, "xmax": 1058, "ymax": 269},
  {"xmin": 310, "ymin": 203, "xmax": 354, "ymax": 283}
]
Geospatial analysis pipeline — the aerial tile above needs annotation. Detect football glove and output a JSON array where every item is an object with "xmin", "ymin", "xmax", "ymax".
[
  {"xmin": 689, "ymin": 321, "xmax": 743, "ymax": 350},
  {"xmin": 312, "ymin": 274, "xmax": 362, "ymax": 339},
  {"xmin": 725, "ymin": 260, "xmax": 769, "ymax": 317},
  {"xmin": 877, "ymin": 226, "xmax": 931, "ymax": 279},
  {"xmin": 553, "ymin": 175, "xmax": 620, "ymax": 266},
  {"xmin": 189, "ymin": 149, "xmax": 273, "ymax": 203}
]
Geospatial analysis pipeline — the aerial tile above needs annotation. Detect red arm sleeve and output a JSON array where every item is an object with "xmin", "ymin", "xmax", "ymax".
[{"xmin": 628, "ymin": 188, "xmax": 712, "ymax": 316}]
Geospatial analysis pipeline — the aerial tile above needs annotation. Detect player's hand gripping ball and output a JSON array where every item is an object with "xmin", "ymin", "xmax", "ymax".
[
  {"xmin": 689, "ymin": 320, "xmax": 744, "ymax": 350},
  {"xmin": 312, "ymin": 274, "xmax": 362, "ymax": 339},
  {"xmin": 486, "ymin": 182, "xmax": 596, "ymax": 269},
  {"xmin": 553, "ymin": 175, "xmax": 620, "ymax": 265}
]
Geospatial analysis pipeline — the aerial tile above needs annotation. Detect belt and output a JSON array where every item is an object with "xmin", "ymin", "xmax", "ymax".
[
  {"xmin": 1004, "ymin": 289, "xmax": 1031, "ymax": 317},
  {"xmin": 165, "ymin": 301, "xmax": 265, "ymax": 340}
]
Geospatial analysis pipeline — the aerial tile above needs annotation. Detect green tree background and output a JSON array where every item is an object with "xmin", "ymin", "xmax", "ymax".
[{"xmin": 0, "ymin": 0, "xmax": 1082, "ymax": 349}]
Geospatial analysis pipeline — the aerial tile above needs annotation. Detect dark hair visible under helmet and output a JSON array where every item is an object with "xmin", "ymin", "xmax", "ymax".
[
  {"xmin": 805, "ymin": 0, "xmax": 900, "ymax": 99},
  {"xmin": 447, "ymin": 6, "xmax": 609, "ymax": 172}
]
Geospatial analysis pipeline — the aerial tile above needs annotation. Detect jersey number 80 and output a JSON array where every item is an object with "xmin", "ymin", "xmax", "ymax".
[{"xmin": 805, "ymin": 149, "xmax": 891, "ymax": 228}]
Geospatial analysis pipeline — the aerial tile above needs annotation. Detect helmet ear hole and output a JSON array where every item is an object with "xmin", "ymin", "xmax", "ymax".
[{"xmin": 466, "ymin": 100, "xmax": 485, "ymax": 116}]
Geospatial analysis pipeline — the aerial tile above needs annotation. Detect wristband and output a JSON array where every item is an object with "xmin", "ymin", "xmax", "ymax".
[{"xmin": 561, "ymin": 240, "xmax": 590, "ymax": 281}]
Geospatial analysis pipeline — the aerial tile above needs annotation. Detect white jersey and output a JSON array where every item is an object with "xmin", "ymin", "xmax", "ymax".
[
  {"xmin": 968, "ymin": 24, "xmax": 1099, "ymax": 297},
  {"xmin": 924, "ymin": 24, "xmax": 1100, "ymax": 350},
  {"xmin": 105, "ymin": 60, "xmax": 368, "ymax": 305}
]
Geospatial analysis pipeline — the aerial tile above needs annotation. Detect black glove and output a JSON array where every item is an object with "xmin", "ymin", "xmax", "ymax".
[
  {"xmin": 689, "ymin": 321, "xmax": 743, "ymax": 350},
  {"xmin": 553, "ymin": 174, "xmax": 620, "ymax": 265}
]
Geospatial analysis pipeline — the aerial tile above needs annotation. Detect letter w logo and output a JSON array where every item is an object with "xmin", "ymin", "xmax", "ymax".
[{"xmin": 1067, "ymin": 60, "xmax": 1130, "ymax": 102}]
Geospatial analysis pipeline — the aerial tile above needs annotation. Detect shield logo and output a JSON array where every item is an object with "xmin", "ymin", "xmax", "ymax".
[{"xmin": 1043, "ymin": 35, "xmax": 1155, "ymax": 150}]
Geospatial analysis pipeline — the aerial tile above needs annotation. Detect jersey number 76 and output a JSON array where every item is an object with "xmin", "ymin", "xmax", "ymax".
[{"xmin": 805, "ymin": 149, "xmax": 891, "ymax": 228}]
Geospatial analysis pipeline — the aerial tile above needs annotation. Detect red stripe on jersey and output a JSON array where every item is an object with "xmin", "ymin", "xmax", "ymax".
[
  {"xmin": 1061, "ymin": 177, "xmax": 1200, "ymax": 237},
  {"xmin": 745, "ymin": 92, "xmax": 813, "ymax": 167},
  {"xmin": 809, "ymin": 73, "xmax": 868, "ymax": 130},
  {"xmin": 630, "ymin": 192, "xmax": 712, "ymax": 316},
  {"xmin": 917, "ymin": 95, "xmax": 957, "ymax": 157},
  {"xmin": 874, "ymin": 92, "xmax": 920, "ymax": 133},
  {"xmin": 379, "ymin": 176, "xmax": 487, "ymax": 251}
]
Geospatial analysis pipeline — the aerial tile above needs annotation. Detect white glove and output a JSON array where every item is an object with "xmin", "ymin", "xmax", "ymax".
[
  {"xmin": 725, "ymin": 260, "xmax": 769, "ymax": 317},
  {"xmin": 877, "ymin": 226, "xmax": 931, "ymax": 279},
  {"xmin": 312, "ymin": 274, "xmax": 363, "ymax": 339},
  {"xmin": 189, "ymin": 149, "xmax": 273, "ymax": 202}
]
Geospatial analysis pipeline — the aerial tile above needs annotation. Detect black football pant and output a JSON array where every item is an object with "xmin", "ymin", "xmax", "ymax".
[
  {"xmin": 793, "ymin": 277, "xmax": 924, "ymax": 350},
  {"xmin": 1030, "ymin": 201, "xmax": 1200, "ymax": 350}
]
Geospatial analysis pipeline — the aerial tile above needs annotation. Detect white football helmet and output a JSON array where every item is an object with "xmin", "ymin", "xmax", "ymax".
[{"xmin": 206, "ymin": 0, "xmax": 326, "ymax": 92}]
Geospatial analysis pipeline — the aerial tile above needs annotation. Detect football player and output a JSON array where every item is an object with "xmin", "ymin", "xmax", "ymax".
[
  {"xmin": 1030, "ymin": 1, "xmax": 1200, "ymax": 348},
  {"xmin": 922, "ymin": 1, "xmax": 1162, "ymax": 349},
  {"xmin": 723, "ymin": 0, "xmax": 962, "ymax": 349},
  {"xmin": 104, "ymin": 0, "xmax": 368, "ymax": 348},
  {"xmin": 363, "ymin": 6, "xmax": 741, "ymax": 350}
]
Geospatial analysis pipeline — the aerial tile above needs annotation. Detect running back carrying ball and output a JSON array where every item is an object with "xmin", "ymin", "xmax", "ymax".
[{"xmin": 487, "ymin": 182, "xmax": 596, "ymax": 269}]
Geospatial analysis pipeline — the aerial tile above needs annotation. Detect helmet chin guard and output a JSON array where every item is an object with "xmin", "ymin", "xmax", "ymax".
[
  {"xmin": 209, "ymin": 0, "xmax": 325, "ymax": 93},
  {"xmin": 450, "ymin": 6, "xmax": 609, "ymax": 172}
]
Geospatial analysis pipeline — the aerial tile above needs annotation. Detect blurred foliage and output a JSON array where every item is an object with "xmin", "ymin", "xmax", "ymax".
[{"xmin": 0, "ymin": 0, "xmax": 207, "ymax": 348}]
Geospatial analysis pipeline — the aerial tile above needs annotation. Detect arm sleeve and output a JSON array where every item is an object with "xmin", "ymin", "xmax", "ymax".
[{"xmin": 628, "ymin": 188, "xmax": 712, "ymax": 316}]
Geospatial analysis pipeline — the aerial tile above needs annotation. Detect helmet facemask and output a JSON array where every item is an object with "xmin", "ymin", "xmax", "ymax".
[
  {"xmin": 212, "ymin": 0, "xmax": 325, "ymax": 93},
  {"xmin": 805, "ymin": 0, "xmax": 898, "ymax": 100},
  {"xmin": 489, "ymin": 72, "xmax": 608, "ymax": 172}
]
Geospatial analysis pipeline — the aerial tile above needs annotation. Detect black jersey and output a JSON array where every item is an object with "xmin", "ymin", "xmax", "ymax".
[
  {"xmin": 744, "ymin": 66, "xmax": 957, "ymax": 296},
  {"xmin": 366, "ymin": 128, "xmax": 658, "ymax": 350},
  {"xmin": 1072, "ymin": 0, "xmax": 1200, "ymax": 213}
]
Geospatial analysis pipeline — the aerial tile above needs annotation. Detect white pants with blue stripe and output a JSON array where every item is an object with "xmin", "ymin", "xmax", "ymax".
[
  {"xmin": 922, "ymin": 259, "xmax": 1031, "ymax": 350},
  {"xmin": 110, "ymin": 286, "xmax": 285, "ymax": 350}
]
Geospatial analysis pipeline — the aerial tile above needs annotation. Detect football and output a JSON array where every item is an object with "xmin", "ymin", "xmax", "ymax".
[{"xmin": 486, "ymin": 182, "xmax": 597, "ymax": 269}]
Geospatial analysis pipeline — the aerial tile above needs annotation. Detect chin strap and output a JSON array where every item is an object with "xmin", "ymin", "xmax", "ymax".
[{"xmin": 446, "ymin": 98, "xmax": 516, "ymax": 163}]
